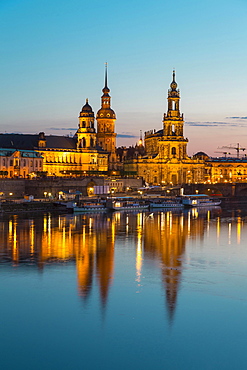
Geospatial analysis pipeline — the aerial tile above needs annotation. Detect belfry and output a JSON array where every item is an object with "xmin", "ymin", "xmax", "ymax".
[
  {"xmin": 96, "ymin": 63, "xmax": 117, "ymax": 169},
  {"xmin": 162, "ymin": 70, "xmax": 188, "ymax": 160},
  {"xmin": 124, "ymin": 71, "xmax": 205, "ymax": 185}
]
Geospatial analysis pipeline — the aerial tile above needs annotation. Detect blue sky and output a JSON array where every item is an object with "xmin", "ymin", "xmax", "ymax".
[{"xmin": 1, "ymin": 0, "xmax": 247, "ymax": 156}]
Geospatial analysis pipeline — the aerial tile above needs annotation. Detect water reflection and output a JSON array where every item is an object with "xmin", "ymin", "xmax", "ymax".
[{"xmin": 1, "ymin": 206, "xmax": 246, "ymax": 321}]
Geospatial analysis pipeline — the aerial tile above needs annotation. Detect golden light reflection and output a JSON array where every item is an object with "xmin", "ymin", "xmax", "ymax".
[
  {"xmin": 30, "ymin": 221, "xmax": 34, "ymax": 255},
  {"xmin": 228, "ymin": 223, "xmax": 231, "ymax": 245},
  {"xmin": 136, "ymin": 213, "xmax": 143, "ymax": 285},
  {"xmin": 188, "ymin": 211, "xmax": 191, "ymax": 239},
  {"xmin": 216, "ymin": 217, "xmax": 220, "ymax": 243},
  {"xmin": 0, "ymin": 208, "xmax": 226, "ymax": 319},
  {"xmin": 237, "ymin": 217, "xmax": 241, "ymax": 244}
]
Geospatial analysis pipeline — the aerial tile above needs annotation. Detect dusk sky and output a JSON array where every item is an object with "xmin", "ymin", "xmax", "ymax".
[{"xmin": 1, "ymin": 0, "xmax": 247, "ymax": 156}]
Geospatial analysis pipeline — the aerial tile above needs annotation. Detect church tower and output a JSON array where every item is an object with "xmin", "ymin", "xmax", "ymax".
[
  {"xmin": 76, "ymin": 99, "xmax": 97, "ymax": 149},
  {"xmin": 161, "ymin": 70, "xmax": 188, "ymax": 160},
  {"xmin": 96, "ymin": 64, "xmax": 117, "ymax": 169}
]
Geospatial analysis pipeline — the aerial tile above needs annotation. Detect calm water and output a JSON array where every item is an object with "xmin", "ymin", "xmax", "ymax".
[{"xmin": 0, "ymin": 207, "xmax": 247, "ymax": 370}]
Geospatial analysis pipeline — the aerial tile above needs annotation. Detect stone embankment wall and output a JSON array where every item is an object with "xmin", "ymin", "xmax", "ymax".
[
  {"xmin": 0, "ymin": 179, "xmax": 26, "ymax": 198},
  {"xmin": 0, "ymin": 201, "xmax": 67, "ymax": 214},
  {"xmin": 25, "ymin": 177, "xmax": 106, "ymax": 198},
  {"xmin": 0, "ymin": 177, "xmax": 143, "ymax": 199}
]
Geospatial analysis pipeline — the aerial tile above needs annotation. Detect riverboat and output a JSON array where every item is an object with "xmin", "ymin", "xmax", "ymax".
[
  {"xmin": 106, "ymin": 197, "xmax": 149, "ymax": 211},
  {"xmin": 182, "ymin": 194, "xmax": 221, "ymax": 207},
  {"xmin": 149, "ymin": 198, "xmax": 184, "ymax": 209},
  {"xmin": 68, "ymin": 201, "xmax": 107, "ymax": 213}
]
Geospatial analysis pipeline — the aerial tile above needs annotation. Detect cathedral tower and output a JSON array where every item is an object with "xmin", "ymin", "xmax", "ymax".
[
  {"xmin": 76, "ymin": 99, "xmax": 97, "ymax": 149},
  {"xmin": 161, "ymin": 70, "xmax": 188, "ymax": 160},
  {"xmin": 96, "ymin": 64, "xmax": 117, "ymax": 169}
]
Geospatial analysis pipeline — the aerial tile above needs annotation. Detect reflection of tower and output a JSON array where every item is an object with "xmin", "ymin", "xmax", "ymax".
[
  {"xmin": 96, "ymin": 220, "xmax": 115, "ymax": 307},
  {"xmin": 143, "ymin": 211, "xmax": 204, "ymax": 322},
  {"xmin": 96, "ymin": 64, "xmax": 117, "ymax": 169},
  {"xmin": 76, "ymin": 242, "xmax": 94, "ymax": 298}
]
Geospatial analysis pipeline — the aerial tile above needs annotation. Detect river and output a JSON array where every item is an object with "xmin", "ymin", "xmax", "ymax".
[{"xmin": 0, "ymin": 206, "xmax": 247, "ymax": 369}]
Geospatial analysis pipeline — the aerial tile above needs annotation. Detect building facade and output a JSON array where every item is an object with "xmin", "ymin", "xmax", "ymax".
[
  {"xmin": 0, "ymin": 148, "xmax": 43, "ymax": 178},
  {"xmin": 0, "ymin": 68, "xmax": 116, "ymax": 178},
  {"xmin": 124, "ymin": 71, "xmax": 205, "ymax": 185},
  {"xmin": 1, "ymin": 69, "xmax": 247, "ymax": 185}
]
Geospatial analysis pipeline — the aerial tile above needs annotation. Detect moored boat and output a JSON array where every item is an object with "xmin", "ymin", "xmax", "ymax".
[
  {"xmin": 68, "ymin": 201, "xmax": 107, "ymax": 213},
  {"xmin": 182, "ymin": 194, "xmax": 221, "ymax": 207},
  {"xmin": 149, "ymin": 197, "xmax": 184, "ymax": 209},
  {"xmin": 106, "ymin": 197, "xmax": 149, "ymax": 211}
]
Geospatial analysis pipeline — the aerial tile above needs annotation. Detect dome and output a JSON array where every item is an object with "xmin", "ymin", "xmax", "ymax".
[
  {"xmin": 170, "ymin": 70, "xmax": 178, "ymax": 90},
  {"xmin": 102, "ymin": 86, "xmax": 110, "ymax": 94},
  {"xmin": 79, "ymin": 99, "xmax": 94, "ymax": 117},
  {"xmin": 170, "ymin": 81, "xmax": 177, "ymax": 90},
  {"xmin": 96, "ymin": 107, "xmax": 116, "ymax": 119}
]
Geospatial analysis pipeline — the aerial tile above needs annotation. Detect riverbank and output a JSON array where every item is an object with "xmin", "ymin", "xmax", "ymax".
[{"xmin": 0, "ymin": 201, "xmax": 67, "ymax": 215}]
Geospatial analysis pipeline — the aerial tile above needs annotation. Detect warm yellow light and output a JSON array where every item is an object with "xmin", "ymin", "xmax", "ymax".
[{"xmin": 9, "ymin": 192, "xmax": 13, "ymax": 196}]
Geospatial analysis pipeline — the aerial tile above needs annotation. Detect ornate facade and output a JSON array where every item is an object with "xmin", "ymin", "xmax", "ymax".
[
  {"xmin": 0, "ymin": 68, "xmax": 116, "ymax": 178},
  {"xmin": 1, "ymin": 68, "xmax": 247, "ymax": 184},
  {"xmin": 96, "ymin": 65, "xmax": 117, "ymax": 169},
  {"xmin": 124, "ymin": 71, "xmax": 205, "ymax": 185}
]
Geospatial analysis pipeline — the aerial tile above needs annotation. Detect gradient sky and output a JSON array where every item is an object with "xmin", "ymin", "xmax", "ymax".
[{"xmin": 1, "ymin": 0, "xmax": 247, "ymax": 156}]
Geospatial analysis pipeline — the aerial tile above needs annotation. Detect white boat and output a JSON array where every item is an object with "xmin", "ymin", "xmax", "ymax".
[
  {"xmin": 182, "ymin": 194, "xmax": 221, "ymax": 207},
  {"xmin": 106, "ymin": 197, "xmax": 149, "ymax": 211},
  {"xmin": 149, "ymin": 198, "xmax": 184, "ymax": 209},
  {"xmin": 68, "ymin": 201, "xmax": 107, "ymax": 213}
]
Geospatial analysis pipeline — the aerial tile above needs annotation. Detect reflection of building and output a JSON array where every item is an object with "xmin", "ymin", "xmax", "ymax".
[
  {"xmin": 0, "ymin": 214, "xmax": 115, "ymax": 308},
  {"xmin": 142, "ymin": 211, "xmax": 205, "ymax": 321},
  {"xmin": 0, "ymin": 208, "xmax": 236, "ymax": 322}
]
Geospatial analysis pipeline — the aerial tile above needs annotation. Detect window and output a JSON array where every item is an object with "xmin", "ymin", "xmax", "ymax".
[{"xmin": 172, "ymin": 147, "xmax": 176, "ymax": 156}]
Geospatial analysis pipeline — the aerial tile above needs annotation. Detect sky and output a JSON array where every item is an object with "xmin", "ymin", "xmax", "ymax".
[{"xmin": 1, "ymin": 0, "xmax": 247, "ymax": 156}]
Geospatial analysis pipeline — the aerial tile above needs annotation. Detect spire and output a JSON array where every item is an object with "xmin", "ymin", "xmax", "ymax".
[
  {"xmin": 170, "ymin": 69, "xmax": 177, "ymax": 91},
  {"xmin": 105, "ymin": 62, "xmax": 108, "ymax": 89},
  {"xmin": 102, "ymin": 62, "xmax": 110, "ymax": 94}
]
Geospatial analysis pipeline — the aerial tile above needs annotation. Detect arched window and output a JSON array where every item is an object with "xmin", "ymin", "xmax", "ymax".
[{"xmin": 172, "ymin": 147, "xmax": 176, "ymax": 156}]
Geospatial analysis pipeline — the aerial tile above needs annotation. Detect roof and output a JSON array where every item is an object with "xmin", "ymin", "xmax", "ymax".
[
  {"xmin": 0, "ymin": 134, "xmax": 77, "ymax": 150},
  {"xmin": 0, "ymin": 148, "xmax": 42, "ymax": 157}
]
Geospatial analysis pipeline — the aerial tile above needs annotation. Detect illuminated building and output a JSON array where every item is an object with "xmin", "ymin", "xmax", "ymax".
[
  {"xmin": 1, "ymin": 68, "xmax": 247, "ymax": 184},
  {"xmin": 96, "ymin": 64, "xmax": 117, "ymax": 170},
  {"xmin": 122, "ymin": 71, "xmax": 247, "ymax": 185},
  {"xmin": 0, "ymin": 68, "xmax": 115, "ymax": 178},
  {"xmin": 123, "ymin": 71, "xmax": 205, "ymax": 185},
  {"xmin": 0, "ymin": 149, "xmax": 43, "ymax": 178}
]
